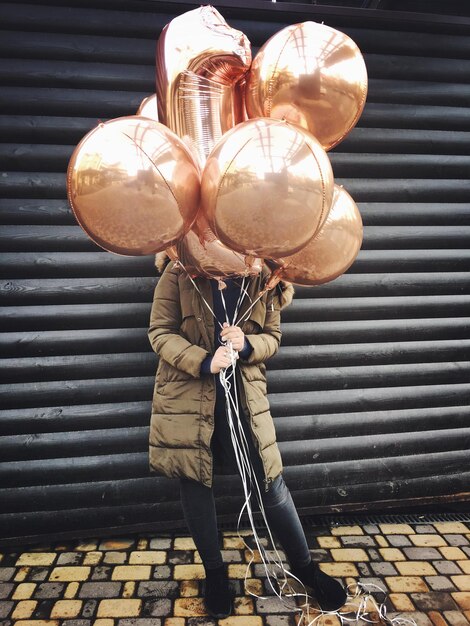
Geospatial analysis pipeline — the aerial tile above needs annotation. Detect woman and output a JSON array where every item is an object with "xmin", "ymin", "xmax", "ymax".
[{"xmin": 148, "ymin": 252, "xmax": 347, "ymax": 618}]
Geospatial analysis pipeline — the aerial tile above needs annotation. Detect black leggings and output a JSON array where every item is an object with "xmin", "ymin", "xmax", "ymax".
[{"xmin": 179, "ymin": 472, "xmax": 312, "ymax": 569}]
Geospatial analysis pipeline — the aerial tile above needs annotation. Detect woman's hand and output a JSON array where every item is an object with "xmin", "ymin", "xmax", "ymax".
[
  {"xmin": 220, "ymin": 322, "xmax": 245, "ymax": 351},
  {"xmin": 210, "ymin": 345, "xmax": 239, "ymax": 374}
]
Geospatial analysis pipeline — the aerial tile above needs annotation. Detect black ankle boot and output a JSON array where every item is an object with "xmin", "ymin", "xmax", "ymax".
[
  {"xmin": 291, "ymin": 560, "xmax": 347, "ymax": 612},
  {"xmin": 203, "ymin": 562, "xmax": 233, "ymax": 619}
]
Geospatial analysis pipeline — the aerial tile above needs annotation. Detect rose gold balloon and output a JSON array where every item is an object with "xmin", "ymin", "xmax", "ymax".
[
  {"xmin": 201, "ymin": 117, "xmax": 334, "ymax": 259},
  {"xmin": 176, "ymin": 213, "xmax": 262, "ymax": 280},
  {"xmin": 246, "ymin": 21, "xmax": 368, "ymax": 151},
  {"xmin": 66, "ymin": 115, "xmax": 200, "ymax": 256},
  {"xmin": 266, "ymin": 184, "xmax": 363, "ymax": 286},
  {"xmin": 156, "ymin": 5, "xmax": 251, "ymax": 168},
  {"xmin": 137, "ymin": 94, "xmax": 159, "ymax": 121}
]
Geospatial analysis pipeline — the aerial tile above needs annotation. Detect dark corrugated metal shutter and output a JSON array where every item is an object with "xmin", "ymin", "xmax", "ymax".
[{"xmin": 1, "ymin": 1, "xmax": 469, "ymax": 546}]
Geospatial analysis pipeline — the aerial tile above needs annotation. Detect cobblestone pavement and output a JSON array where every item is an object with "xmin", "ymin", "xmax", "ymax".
[{"xmin": 1, "ymin": 521, "xmax": 470, "ymax": 625}]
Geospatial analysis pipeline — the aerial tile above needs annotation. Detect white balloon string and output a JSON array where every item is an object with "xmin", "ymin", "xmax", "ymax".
[{"xmin": 170, "ymin": 260, "xmax": 416, "ymax": 626}]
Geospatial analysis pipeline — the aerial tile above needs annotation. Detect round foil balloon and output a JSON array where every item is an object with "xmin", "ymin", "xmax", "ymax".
[
  {"xmin": 137, "ymin": 94, "xmax": 159, "ymax": 121},
  {"xmin": 266, "ymin": 184, "xmax": 363, "ymax": 286},
  {"xmin": 156, "ymin": 5, "xmax": 251, "ymax": 168},
  {"xmin": 176, "ymin": 213, "xmax": 262, "ymax": 280},
  {"xmin": 201, "ymin": 117, "xmax": 334, "ymax": 259},
  {"xmin": 66, "ymin": 116, "xmax": 200, "ymax": 256},
  {"xmin": 245, "ymin": 21, "xmax": 368, "ymax": 151}
]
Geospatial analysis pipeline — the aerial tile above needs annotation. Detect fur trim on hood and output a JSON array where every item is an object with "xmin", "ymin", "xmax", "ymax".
[{"xmin": 154, "ymin": 251, "xmax": 295, "ymax": 309}]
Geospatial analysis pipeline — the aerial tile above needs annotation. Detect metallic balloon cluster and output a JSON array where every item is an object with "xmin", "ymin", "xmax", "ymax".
[{"xmin": 67, "ymin": 5, "xmax": 367, "ymax": 287}]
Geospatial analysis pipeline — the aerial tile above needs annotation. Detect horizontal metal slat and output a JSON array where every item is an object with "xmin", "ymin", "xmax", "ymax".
[
  {"xmin": 2, "ymin": 224, "xmax": 469, "ymax": 252},
  {"xmin": 2, "ymin": 250, "xmax": 470, "ymax": 280},
  {"xmin": 337, "ymin": 178, "xmax": 470, "ymax": 202},
  {"xmin": 0, "ymin": 198, "xmax": 73, "ymax": 225},
  {"xmin": 269, "ymin": 383, "xmax": 470, "ymax": 416},
  {"xmin": 0, "ymin": 29, "xmax": 154, "ymax": 64},
  {"xmin": 2, "ymin": 273, "xmax": 470, "ymax": 307},
  {"xmin": 340, "ymin": 127, "xmax": 470, "ymax": 154},
  {"xmin": 274, "ymin": 405, "xmax": 470, "ymax": 440},
  {"xmin": 268, "ymin": 361, "xmax": 470, "ymax": 392},
  {"xmin": 1, "ymin": 339, "xmax": 470, "ymax": 384},
  {"xmin": 0, "ymin": 58, "xmax": 153, "ymax": 92},
  {"xmin": 0, "ymin": 86, "xmax": 144, "ymax": 117},
  {"xmin": 330, "ymin": 153, "xmax": 470, "ymax": 179},
  {"xmin": 2, "ymin": 295, "xmax": 470, "ymax": 332},
  {"xmin": 0, "ymin": 401, "xmax": 148, "ymax": 436},
  {"xmin": 359, "ymin": 103, "xmax": 470, "ymax": 131},
  {"xmin": 358, "ymin": 203, "xmax": 470, "ymax": 226},
  {"xmin": 1, "ymin": 318, "xmax": 470, "ymax": 357}
]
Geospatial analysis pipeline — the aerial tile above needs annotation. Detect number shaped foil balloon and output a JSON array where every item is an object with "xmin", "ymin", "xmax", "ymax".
[
  {"xmin": 156, "ymin": 5, "xmax": 252, "ymax": 169},
  {"xmin": 246, "ymin": 21, "xmax": 368, "ymax": 151}
]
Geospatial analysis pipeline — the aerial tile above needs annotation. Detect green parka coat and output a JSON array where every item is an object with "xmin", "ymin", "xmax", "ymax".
[{"xmin": 147, "ymin": 259, "xmax": 294, "ymax": 491}]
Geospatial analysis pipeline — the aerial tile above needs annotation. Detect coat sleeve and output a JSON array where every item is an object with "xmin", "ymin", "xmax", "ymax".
[
  {"xmin": 241, "ymin": 288, "xmax": 282, "ymax": 365},
  {"xmin": 148, "ymin": 265, "xmax": 210, "ymax": 378}
]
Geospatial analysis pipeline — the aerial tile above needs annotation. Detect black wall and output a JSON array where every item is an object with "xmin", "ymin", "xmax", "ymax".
[{"xmin": 1, "ymin": 0, "xmax": 469, "ymax": 547}]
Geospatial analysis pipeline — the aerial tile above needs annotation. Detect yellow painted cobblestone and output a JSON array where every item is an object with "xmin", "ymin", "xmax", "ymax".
[
  {"xmin": 433, "ymin": 522, "xmax": 469, "ymax": 534},
  {"xmin": 100, "ymin": 539, "xmax": 134, "ymax": 550},
  {"xmin": 123, "ymin": 581, "xmax": 135, "ymax": 597},
  {"xmin": 379, "ymin": 548, "xmax": 406, "ymax": 561},
  {"xmin": 83, "ymin": 551, "xmax": 102, "ymax": 565},
  {"xmin": 389, "ymin": 593, "xmax": 415, "ymax": 611},
  {"xmin": 317, "ymin": 536, "xmax": 341, "ymax": 548},
  {"xmin": 331, "ymin": 525, "xmax": 364, "ymax": 535},
  {"xmin": 233, "ymin": 596, "xmax": 254, "ymax": 614},
  {"xmin": 375, "ymin": 535, "xmax": 389, "ymax": 547},
  {"xmin": 452, "ymin": 592, "xmax": 470, "ymax": 610},
  {"xmin": 409, "ymin": 534, "xmax": 448, "ymax": 547},
  {"xmin": 395, "ymin": 561, "xmax": 437, "ymax": 576},
  {"xmin": 244, "ymin": 578, "xmax": 263, "ymax": 595},
  {"xmin": 319, "ymin": 562, "xmax": 359, "ymax": 577},
  {"xmin": 16, "ymin": 552, "xmax": 56, "ymax": 566},
  {"xmin": 245, "ymin": 548, "xmax": 262, "ymax": 562},
  {"xmin": 180, "ymin": 580, "xmax": 199, "ymax": 596},
  {"xmin": 458, "ymin": 561, "xmax": 470, "ymax": 574},
  {"xmin": 64, "ymin": 582, "xmax": 79, "ymax": 598},
  {"xmin": 50, "ymin": 600, "xmax": 82, "ymax": 618},
  {"xmin": 164, "ymin": 619, "xmax": 186, "ymax": 626},
  {"xmin": 174, "ymin": 537, "xmax": 196, "ymax": 550},
  {"xmin": 174, "ymin": 597, "xmax": 207, "ymax": 617},
  {"xmin": 229, "ymin": 563, "xmax": 252, "ymax": 578},
  {"xmin": 194, "ymin": 550, "xmax": 202, "ymax": 563},
  {"xmin": 385, "ymin": 576, "xmax": 429, "ymax": 592},
  {"xmin": 137, "ymin": 538, "xmax": 148, "ymax": 550},
  {"xmin": 11, "ymin": 600, "xmax": 37, "ymax": 619},
  {"xmin": 330, "ymin": 548, "xmax": 369, "ymax": 562},
  {"xmin": 379, "ymin": 523, "xmax": 415, "ymax": 535},
  {"xmin": 111, "ymin": 565, "xmax": 151, "ymax": 580},
  {"xmin": 174, "ymin": 564, "xmax": 205, "ymax": 580},
  {"xmin": 428, "ymin": 611, "xmax": 449, "ymax": 626},
  {"xmin": 14, "ymin": 567, "xmax": 30, "ymax": 581},
  {"xmin": 451, "ymin": 576, "xmax": 470, "ymax": 591},
  {"xmin": 49, "ymin": 566, "xmax": 90, "ymax": 581},
  {"xmin": 440, "ymin": 547, "xmax": 468, "ymax": 560},
  {"xmin": 75, "ymin": 541, "xmax": 98, "ymax": 551},
  {"xmin": 128, "ymin": 550, "xmax": 166, "ymax": 564},
  {"xmin": 15, "ymin": 619, "xmax": 60, "ymax": 626},
  {"xmin": 96, "ymin": 599, "xmax": 142, "ymax": 617},
  {"xmin": 224, "ymin": 536, "xmax": 247, "ymax": 549},
  {"xmin": 12, "ymin": 583, "xmax": 36, "ymax": 599},
  {"xmin": 219, "ymin": 617, "xmax": 263, "ymax": 626}
]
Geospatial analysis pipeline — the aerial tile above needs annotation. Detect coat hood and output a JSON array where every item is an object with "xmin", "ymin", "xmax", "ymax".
[{"xmin": 154, "ymin": 251, "xmax": 294, "ymax": 310}]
